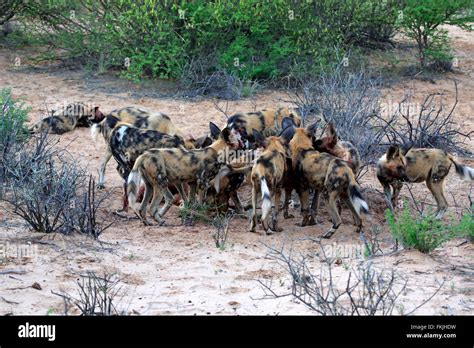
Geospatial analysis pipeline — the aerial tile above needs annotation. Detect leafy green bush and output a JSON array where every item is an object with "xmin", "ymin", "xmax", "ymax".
[
  {"xmin": 398, "ymin": 0, "xmax": 474, "ymax": 69},
  {"xmin": 451, "ymin": 206, "xmax": 474, "ymax": 242},
  {"xmin": 385, "ymin": 206, "xmax": 452, "ymax": 253},
  {"xmin": 9, "ymin": 0, "xmax": 403, "ymax": 85},
  {"xmin": 0, "ymin": 88, "xmax": 30, "ymax": 143}
]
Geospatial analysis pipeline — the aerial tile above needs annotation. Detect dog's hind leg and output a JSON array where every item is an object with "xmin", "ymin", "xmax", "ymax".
[
  {"xmin": 283, "ymin": 187, "xmax": 294, "ymax": 219},
  {"xmin": 322, "ymin": 190, "xmax": 341, "ymax": 239},
  {"xmin": 308, "ymin": 190, "xmax": 320, "ymax": 225},
  {"xmin": 139, "ymin": 180, "xmax": 155, "ymax": 226},
  {"xmin": 344, "ymin": 197, "xmax": 362, "ymax": 233},
  {"xmin": 249, "ymin": 181, "xmax": 258, "ymax": 232},
  {"xmin": 426, "ymin": 179, "xmax": 448, "ymax": 219},
  {"xmin": 175, "ymin": 183, "xmax": 188, "ymax": 203},
  {"xmin": 270, "ymin": 188, "xmax": 283, "ymax": 232},
  {"xmin": 97, "ymin": 149, "xmax": 112, "ymax": 189},
  {"xmin": 157, "ymin": 186, "xmax": 175, "ymax": 221}
]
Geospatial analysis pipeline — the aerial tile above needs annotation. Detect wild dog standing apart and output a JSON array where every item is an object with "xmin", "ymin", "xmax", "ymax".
[
  {"xmin": 108, "ymin": 122, "xmax": 188, "ymax": 214},
  {"xmin": 127, "ymin": 125, "xmax": 243, "ymax": 225},
  {"xmin": 91, "ymin": 107, "xmax": 207, "ymax": 188},
  {"xmin": 30, "ymin": 102, "xmax": 104, "ymax": 134},
  {"xmin": 377, "ymin": 146, "xmax": 474, "ymax": 218},
  {"xmin": 312, "ymin": 122, "xmax": 361, "ymax": 174},
  {"xmin": 288, "ymin": 125, "xmax": 369, "ymax": 238},
  {"xmin": 248, "ymin": 129, "xmax": 291, "ymax": 234},
  {"xmin": 227, "ymin": 107, "xmax": 302, "ymax": 147}
]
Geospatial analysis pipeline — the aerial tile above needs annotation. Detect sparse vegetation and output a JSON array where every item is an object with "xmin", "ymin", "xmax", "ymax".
[
  {"xmin": 260, "ymin": 240, "xmax": 443, "ymax": 315},
  {"xmin": 385, "ymin": 205, "xmax": 455, "ymax": 253},
  {"xmin": 53, "ymin": 271, "xmax": 123, "ymax": 316},
  {"xmin": 178, "ymin": 200, "xmax": 212, "ymax": 225},
  {"xmin": 212, "ymin": 211, "xmax": 233, "ymax": 250},
  {"xmin": 0, "ymin": 128, "xmax": 114, "ymax": 237}
]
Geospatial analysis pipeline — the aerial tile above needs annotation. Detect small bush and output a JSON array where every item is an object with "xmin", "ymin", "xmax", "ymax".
[
  {"xmin": 1, "ymin": 131, "xmax": 84, "ymax": 234},
  {"xmin": 178, "ymin": 200, "xmax": 212, "ymax": 225},
  {"xmin": 1, "ymin": 130, "xmax": 113, "ymax": 237},
  {"xmin": 385, "ymin": 206, "xmax": 452, "ymax": 253},
  {"xmin": 0, "ymin": 88, "xmax": 30, "ymax": 148},
  {"xmin": 53, "ymin": 271, "xmax": 123, "ymax": 316},
  {"xmin": 0, "ymin": 88, "xmax": 30, "ymax": 197},
  {"xmin": 451, "ymin": 205, "xmax": 474, "ymax": 242},
  {"xmin": 289, "ymin": 63, "xmax": 386, "ymax": 165}
]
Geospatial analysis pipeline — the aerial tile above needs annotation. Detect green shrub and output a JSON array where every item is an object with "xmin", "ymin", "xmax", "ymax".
[
  {"xmin": 0, "ymin": 88, "xmax": 30, "ymax": 158},
  {"xmin": 9, "ymin": 0, "xmax": 404, "ymax": 85},
  {"xmin": 451, "ymin": 206, "xmax": 474, "ymax": 242},
  {"xmin": 398, "ymin": 0, "xmax": 474, "ymax": 69},
  {"xmin": 385, "ymin": 206, "xmax": 452, "ymax": 253}
]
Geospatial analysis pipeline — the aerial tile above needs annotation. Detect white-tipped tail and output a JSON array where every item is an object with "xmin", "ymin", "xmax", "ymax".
[
  {"xmin": 213, "ymin": 166, "xmax": 231, "ymax": 193},
  {"xmin": 90, "ymin": 123, "xmax": 101, "ymax": 145},
  {"xmin": 349, "ymin": 185, "xmax": 369, "ymax": 216},
  {"xmin": 459, "ymin": 165, "xmax": 474, "ymax": 181},
  {"xmin": 127, "ymin": 170, "xmax": 141, "ymax": 210},
  {"xmin": 260, "ymin": 177, "xmax": 271, "ymax": 221},
  {"xmin": 353, "ymin": 196, "xmax": 369, "ymax": 216}
]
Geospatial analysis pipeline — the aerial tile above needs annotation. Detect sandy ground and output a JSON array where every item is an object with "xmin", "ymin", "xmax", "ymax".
[{"xmin": 0, "ymin": 26, "xmax": 472, "ymax": 315}]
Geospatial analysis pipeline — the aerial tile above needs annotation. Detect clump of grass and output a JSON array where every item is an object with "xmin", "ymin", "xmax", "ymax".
[
  {"xmin": 178, "ymin": 200, "xmax": 212, "ymax": 225},
  {"xmin": 385, "ymin": 205, "xmax": 452, "ymax": 253}
]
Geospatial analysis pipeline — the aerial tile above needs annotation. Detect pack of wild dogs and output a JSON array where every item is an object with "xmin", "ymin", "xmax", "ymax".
[{"xmin": 30, "ymin": 103, "xmax": 474, "ymax": 238}]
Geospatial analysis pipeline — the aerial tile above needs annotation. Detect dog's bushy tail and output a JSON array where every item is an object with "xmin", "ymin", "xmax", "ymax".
[
  {"xmin": 449, "ymin": 154, "xmax": 474, "ymax": 181},
  {"xmin": 348, "ymin": 178, "xmax": 369, "ymax": 217},
  {"xmin": 260, "ymin": 176, "xmax": 272, "ymax": 222},
  {"xmin": 90, "ymin": 122, "xmax": 103, "ymax": 145},
  {"xmin": 127, "ymin": 155, "xmax": 145, "ymax": 210}
]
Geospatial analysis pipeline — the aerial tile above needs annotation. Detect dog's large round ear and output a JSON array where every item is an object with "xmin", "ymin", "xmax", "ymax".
[
  {"xmin": 93, "ymin": 107, "xmax": 105, "ymax": 123},
  {"xmin": 195, "ymin": 135, "xmax": 213, "ymax": 148},
  {"xmin": 220, "ymin": 127, "xmax": 231, "ymax": 141},
  {"xmin": 386, "ymin": 145, "xmax": 400, "ymax": 160},
  {"xmin": 252, "ymin": 129, "xmax": 266, "ymax": 148},
  {"xmin": 281, "ymin": 116, "xmax": 295, "ymax": 131},
  {"xmin": 209, "ymin": 122, "xmax": 221, "ymax": 139},
  {"xmin": 279, "ymin": 125, "xmax": 295, "ymax": 144}
]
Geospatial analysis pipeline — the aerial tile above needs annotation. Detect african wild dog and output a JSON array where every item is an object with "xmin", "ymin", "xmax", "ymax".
[
  {"xmin": 127, "ymin": 124, "xmax": 243, "ymax": 225},
  {"xmin": 30, "ymin": 102, "xmax": 104, "ymax": 135},
  {"xmin": 227, "ymin": 107, "xmax": 302, "ymax": 148},
  {"xmin": 248, "ymin": 129, "xmax": 290, "ymax": 234},
  {"xmin": 108, "ymin": 122, "xmax": 188, "ymax": 214},
  {"xmin": 212, "ymin": 118, "xmax": 297, "ymax": 218},
  {"xmin": 91, "ymin": 107, "xmax": 207, "ymax": 188},
  {"xmin": 313, "ymin": 122, "xmax": 361, "ymax": 174},
  {"xmin": 377, "ymin": 146, "xmax": 474, "ymax": 218},
  {"xmin": 288, "ymin": 125, "xmax": 369, "ymax": 238}
]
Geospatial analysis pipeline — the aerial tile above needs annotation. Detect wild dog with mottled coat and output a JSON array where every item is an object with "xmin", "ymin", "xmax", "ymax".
[
  {"xmin": 248, "ymin": 129, "xmax": 290, "ymax": 234},
  {"xmin": 377, "ymin": 146, "xmax": 474, "ymax": 218},
  {"xmin": 30, "ymin": 102, "xmax": 104, "ymax": 134},
  {"xmin": 312, "ymin": 122, "xmax": 361, "ymax": 174},
  {"xmin": 108, "ymin": 121, "xmax": 188, "ymax": 213},
  {"xmin": 289, "ymin": 126, "xmax": 369, "ymax": 238},
  {"xmin": 91, "ymin": 107, "xmax": 207, "ymax": 188},
  {"xmin": 227, "ymin": 107, "xmax": 302, "ymax": 147},
  {"xmin": 127, "ymin": 125, "xmax": 243, "ymax": 225}
]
